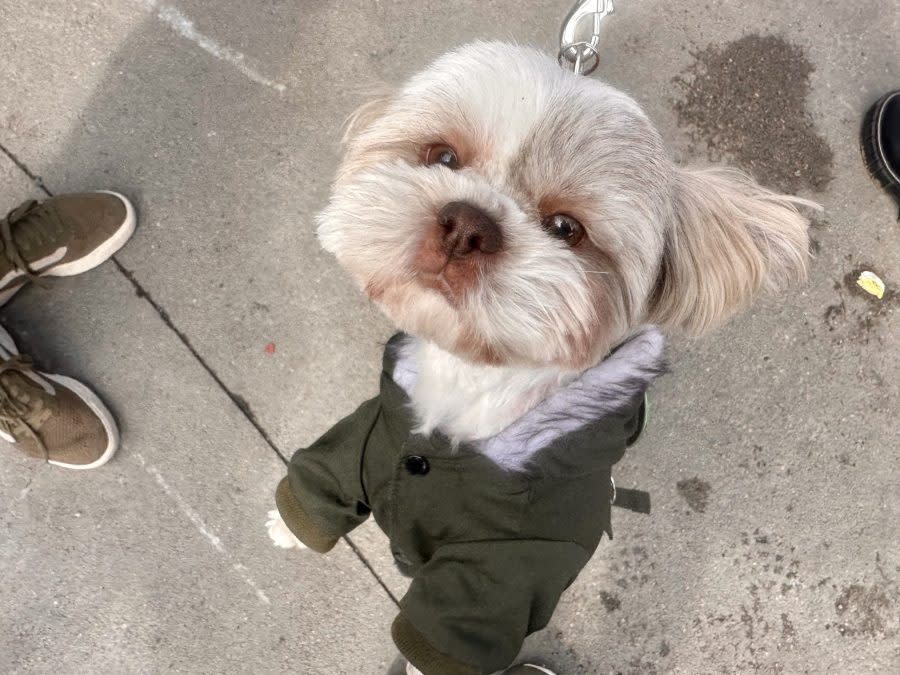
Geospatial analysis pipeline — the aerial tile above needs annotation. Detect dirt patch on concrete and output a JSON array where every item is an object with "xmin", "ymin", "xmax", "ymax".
[
  {"xmin": 676, "ymin": 477, "xmax": 711, "ymax": 513},
  {"xmin": 834, "ymin": 584, "xmax": 896, "ymax": 638},
  {"xmin": 673, "ymin": 34, "xmax": 833, "ymax": 193},
  {"xmin": 599, "ymin": 591, "xmax": 621, "ymax": 612},
  {"xmin": 780, "ymin": 613, "xmax": 796, "ymax": 640},
  {"xmin": 824, "ymin": 263, "xmax": 898, "ymax": 342}
]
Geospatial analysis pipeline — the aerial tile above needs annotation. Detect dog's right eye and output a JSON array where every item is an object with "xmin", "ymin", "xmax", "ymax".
[
  {"xmin": 424, "ymin": 144, "xmax": 460, "ymax": 170},
  {"xmin": 542, "ymin": 214, "xmax": 585, "ymax": 246}
]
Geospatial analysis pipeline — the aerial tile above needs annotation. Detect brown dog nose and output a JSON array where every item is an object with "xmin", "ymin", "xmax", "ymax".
[{"xmin": 437, "ymin": 201, "xmax": 503, "ymax": 258}]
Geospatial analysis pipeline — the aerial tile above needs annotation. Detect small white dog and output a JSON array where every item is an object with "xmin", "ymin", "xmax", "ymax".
[{"xmin": 269, "ymin": 42, "xmax": 812, "ymax": 673}]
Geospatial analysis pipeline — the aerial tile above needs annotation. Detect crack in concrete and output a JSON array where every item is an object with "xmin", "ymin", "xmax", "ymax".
[{"xmin": 0, "ymin": 142, "xmax": 400, "ymax": 609}]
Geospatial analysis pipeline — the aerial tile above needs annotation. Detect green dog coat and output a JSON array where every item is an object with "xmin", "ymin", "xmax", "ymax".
[{"xmin": 275, "ymin": 328, "xmax": 665, "ymax": 674}]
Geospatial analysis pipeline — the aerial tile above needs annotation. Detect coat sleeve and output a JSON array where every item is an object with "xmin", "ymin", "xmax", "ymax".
[
  {"xmin": 393, "ymin": 539, "xmax": 592, "ymax": 674},
  {"xmin": 275, "ymin": 396, "xmax": 381, "ymax": 552}
]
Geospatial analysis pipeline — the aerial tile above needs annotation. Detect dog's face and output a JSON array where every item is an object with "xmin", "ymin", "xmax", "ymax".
[{"xmin": 318, "ymin": 42, "xmax": 810, "ymax": 370}]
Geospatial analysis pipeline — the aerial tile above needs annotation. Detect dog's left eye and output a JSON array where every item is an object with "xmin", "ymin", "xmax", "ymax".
[
  {"xmin": 542, "ymin": 214, "xmax": 585, "ymax": 246},
  {"xmin": 424, "ymin": 144, "xmax": 460, "ymax": 170}
]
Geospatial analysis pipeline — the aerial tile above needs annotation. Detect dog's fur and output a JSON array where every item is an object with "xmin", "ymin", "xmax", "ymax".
[{"xmin": 269, "ymin": 42, "xmax": 812, "ymax": 547}]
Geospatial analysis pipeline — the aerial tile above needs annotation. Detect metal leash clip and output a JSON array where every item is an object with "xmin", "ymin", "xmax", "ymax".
[{"xmin": 558, "ymin": 0, "xmax": 615, "ymax": 76}]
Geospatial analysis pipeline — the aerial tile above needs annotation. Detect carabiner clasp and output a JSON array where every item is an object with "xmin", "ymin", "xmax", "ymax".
[{"xmin": 558, "ymin": 0, "xmax": 615, "ymax": 76}]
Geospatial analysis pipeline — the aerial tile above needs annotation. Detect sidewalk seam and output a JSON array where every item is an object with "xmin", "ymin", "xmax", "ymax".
[
  {"xmin": 0, "ymin": 141, "xmax": 401, "ymax": 609},
  {"xmin": 110, "ymin": 258, "xmax": 284, "ymax": 455},
  {"xmin": 0, "ymin": 142, "xmax": 285, "ymax": 455},
  {"xmin": 0, "ymin": 142, "xmax": 49, "ymax": 193}
]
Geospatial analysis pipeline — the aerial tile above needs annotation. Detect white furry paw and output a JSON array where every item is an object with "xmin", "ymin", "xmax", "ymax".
[{"xmin": 266, "ymin": 509, "xmax": 307, "ymax": 550}]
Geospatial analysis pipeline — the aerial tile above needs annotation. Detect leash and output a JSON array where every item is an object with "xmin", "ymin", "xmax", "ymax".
[{"xmin": 558, "ymin": 0, "xmax": 615, "ymax": 76}]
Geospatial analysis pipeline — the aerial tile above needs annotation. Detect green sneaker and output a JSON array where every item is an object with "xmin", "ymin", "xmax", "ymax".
[
  {"xmin": 0, "ymin": 326, "xmax": 119, "ymax": 469},
  {"xmin": 0, "ymin": 191, "xmax": 136, "ymax": 305}
]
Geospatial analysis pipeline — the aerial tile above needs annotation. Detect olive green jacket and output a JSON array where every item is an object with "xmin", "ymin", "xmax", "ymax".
[{"xmin": 275, "ymin": 330, "xmax": 665, "ymax": 674}]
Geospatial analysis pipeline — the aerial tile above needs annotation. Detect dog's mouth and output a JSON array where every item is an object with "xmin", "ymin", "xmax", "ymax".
[
  {"xmin": 414, "ymin": 257, "xmax": 487, "ymax": 309},
  {"xmin": 417, "ymin": 268, "xmax": 456, "ymax": 302},
  {"xmin": 410, "ymin": 222, "xmax": 493, "ymax": 305}
]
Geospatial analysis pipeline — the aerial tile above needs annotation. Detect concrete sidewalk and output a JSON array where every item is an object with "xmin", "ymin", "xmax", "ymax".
[{"xmin": 1, "ymin": 0, "xmax": 898, "ymax": 673}]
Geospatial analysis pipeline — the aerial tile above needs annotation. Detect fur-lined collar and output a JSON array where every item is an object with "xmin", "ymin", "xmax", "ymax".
[{"xmin": 390, "ymin": 327, "xmax": 667, "ymax": 470}]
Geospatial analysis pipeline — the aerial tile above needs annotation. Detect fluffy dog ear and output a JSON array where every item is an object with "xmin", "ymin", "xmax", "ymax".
[
  {"xmin": 341, "ymin": 86, "xmax": 395, "ymax": 144},
  {"xmin": 648, "ymin": 167, "xmax": 815, "ymax": 334}
]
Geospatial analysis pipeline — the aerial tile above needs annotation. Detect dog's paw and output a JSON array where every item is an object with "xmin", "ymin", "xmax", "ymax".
[{"xmin": 266, "ymin": 509, "xmax": 307, "ymax": 550}]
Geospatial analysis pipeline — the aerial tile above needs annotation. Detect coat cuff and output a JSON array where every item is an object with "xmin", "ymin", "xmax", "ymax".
[
  {"xmin": 391, "ymin": 613, "xmax": 478, "ymax": 675},
  {"xmin": 275, "ymin": 477, "xmax": 340, "ymax": 553}
]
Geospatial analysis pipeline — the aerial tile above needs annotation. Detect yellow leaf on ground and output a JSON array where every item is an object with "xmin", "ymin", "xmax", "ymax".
[{"xmin": 856, "ymin": 271, "xmax": 885, "ymax": 299}]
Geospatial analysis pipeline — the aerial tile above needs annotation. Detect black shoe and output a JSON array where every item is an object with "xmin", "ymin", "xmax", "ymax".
[{"xmin": 861, "ymin": 90, "xmax": 900, "ymax": 213}]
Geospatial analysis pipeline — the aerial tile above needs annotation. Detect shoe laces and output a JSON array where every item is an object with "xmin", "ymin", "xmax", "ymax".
[
  {"xmin": 1, "ymin": 200, "xmax": 65, "ymax": 282},
  {"xmin": 0, "ymin": 354, "xmax": 50, "ymax": 461}
]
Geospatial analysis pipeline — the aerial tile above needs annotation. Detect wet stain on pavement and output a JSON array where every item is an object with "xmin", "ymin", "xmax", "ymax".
[
  {"xmin": 673, "ymin": 34, "xmax": 833, "ymax": 193},
  {"xmin": 676, "ymin": 477, "xmax": 711, "ymax": 513}
]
